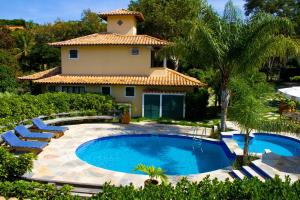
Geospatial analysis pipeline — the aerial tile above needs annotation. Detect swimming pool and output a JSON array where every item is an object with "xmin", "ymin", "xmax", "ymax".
[
  {"xmin": 232, "ymin": 134, "xmax": 300, "ymax": 156},
  {"xmin": 76, "ymin": 134, "xmax": 234, "ymax": 175}
]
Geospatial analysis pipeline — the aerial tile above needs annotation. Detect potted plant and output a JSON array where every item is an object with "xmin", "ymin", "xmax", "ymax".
[
  {"xmin": 120, "ymin": 105, "xmax": 131, "ymax": 124},
  {"xmin": 279, "ymin": 96, "xmax": 296, "ymax": 114},
  {"xmin": 134, "ymin": 164, "xmax": 168, "ymax": 186}
]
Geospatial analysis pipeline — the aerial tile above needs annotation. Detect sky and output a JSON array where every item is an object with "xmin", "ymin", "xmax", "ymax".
[{"xmin": 0, "ymin": 0, "xmax": 245, "ymax": 24}]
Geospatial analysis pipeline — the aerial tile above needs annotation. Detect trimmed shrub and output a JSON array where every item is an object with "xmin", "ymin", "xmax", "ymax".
[
  {"xmin": 0, "ymin": 147, "xmax": 36, "ymax": 182},
  {"xmin": 92, "ymin": 177, "xmax": 300, "ymax": 200},
  {"xmin": 0, "ymin": 92, "xmax": 115, "ymax": 131},
  {"xmin": 0, "ymin": 180, "xmax": 76, "ymax": 199},
  {"xmin": 0, "ymin": 177, "xmax": 299, "ymax": 199},
  {"xmin": 185, "ymin": 89, "xmax": 209, "ymax": 120}
]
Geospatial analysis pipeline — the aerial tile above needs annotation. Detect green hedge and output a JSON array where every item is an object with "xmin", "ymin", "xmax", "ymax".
[
  {"xmin": 93, "ymin": 177, "xmax": 300, "ymax": 200},
  {"xmin": 0, "ymin": 180, "xmax": 77, "ymax": 200},
  {"xmin": 0, "ymin": 92, "xmax": 115, "ymax": 131},
  {"xmin": 0, "ymin": 177, "xmax": 299, "ymax": 199},
  {"xmin": 0, "ymin": 147, "xmax": 35, "ymax": 182}
]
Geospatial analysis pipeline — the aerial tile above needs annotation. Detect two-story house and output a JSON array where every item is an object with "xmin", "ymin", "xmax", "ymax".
[{"xmin": 19, "ymin": 9, "xmax": 205, "ymax": 119}]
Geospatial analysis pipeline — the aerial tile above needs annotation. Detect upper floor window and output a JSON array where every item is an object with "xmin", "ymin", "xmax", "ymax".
[
  {"xmin": 69, "ymin": 49, "xmax": 78, "ymax": 59},
  {"xmin": 125, "ymin": 87, "xmax": 135, "ymax": 97},
  {"xmin": 101, "ymin": 86, "xmax": 111, "ymax": 96},
  {"xmin": 131, "ymin": 48, "xmax": 139, "ymax": 56},
  {"xmin": 151, "ymin": 50, "xmax": 163, "ymax": 67}
]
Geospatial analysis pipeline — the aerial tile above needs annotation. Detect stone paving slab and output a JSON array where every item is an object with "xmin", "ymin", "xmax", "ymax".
[{"xmin": 23, "ymin": 122, "xmax": 231, "ymax": 187}]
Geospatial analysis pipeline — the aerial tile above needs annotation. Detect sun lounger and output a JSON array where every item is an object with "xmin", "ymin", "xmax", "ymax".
[
  {"xmin": 31, "ymin": 118, "xmax": 68, "ymax": 138},
  {"xmin": 1, "ymin": 131, "xmax": 48, "ymax": 154},
  {"xmin": 15, "ymin": 125, "xmax": 54, "ymax": 142}
]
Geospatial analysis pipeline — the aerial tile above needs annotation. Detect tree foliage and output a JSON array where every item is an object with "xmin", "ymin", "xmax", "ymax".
[
  {"xmin": 229, "ymin": 72, "xmax": 300, "ymax": 163},
  {"xmin": 245, "ymin": 0, "xmax": 300, "ymax": 34},
  {"xmin": 0, "ymin": 19, "xmax": 26, "ymax": 26},
  {"xmin": 0, "ymin": 28, "xmax": 15, "ymax": 49},
  {"xmin": 128, "ymin": 0, "xmax": 212, "ymax": 40},
  {"xmin": 175, "ymin": 0, "xmax": 300, "ymax": 131}
]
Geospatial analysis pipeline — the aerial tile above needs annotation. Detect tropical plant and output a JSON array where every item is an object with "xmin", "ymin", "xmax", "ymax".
[
  {"xmin": 229, "ymin": 72, "xmax": 300, "ymax": 164},
  {"xmin": 12, "ymin": 30, "xmax": 35, "ymax": 71},
  {"xmin": 229, "ymin": 73, "xmax": 270, "ymax": 163},
  {"xmin": 134, "ymin": 164, "xmax": 168, "ymax": 185},
  {"xmin": 176, "ymin": 0, "xmax": 300, "ymax": 131}
]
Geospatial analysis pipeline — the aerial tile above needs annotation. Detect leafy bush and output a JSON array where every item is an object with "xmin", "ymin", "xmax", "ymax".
[
  {"xmin": 0, "ymin": 19, "xmax": 26, "ymax": 26},
  {"xmin": 0, "ymin": 177, "xmax": 299, "ymax": 199},
  {"xmin": 92, "ymin": 177, "xmax": 300, "ymax": 200},
  {"xmin": 0, "ymin": 180, "xmax": 77, "ymax": 199},
  {"xmin": 290, "ymin": 76, "xmax": 300, "ymax": 82},
  {"xmin": 185, "ymin": 89, "xmax": 209, "ymax": 120},
  {"xmin": 0, "ymin": 92, "xmax": 115, "ymax": 131},
  {"xmin": 0, "ymin": 147, "xmax": 36, "ymax": 181}
]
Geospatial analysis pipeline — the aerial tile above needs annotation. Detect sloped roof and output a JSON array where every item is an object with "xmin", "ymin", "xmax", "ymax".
[
  {"xmin": 18, "ymin": 67, "xmax": 61, "ymax": 81},
  {"xmin": 29, "ymin": 68, "xmax": 204, "ymax": 87},
  {"xmin": 98, "ymin": 9, "xmax": 144, "ymax": 22},
  {"xmin": 49, "ymin": 33, "xmax": 168, "ymax": 47}
]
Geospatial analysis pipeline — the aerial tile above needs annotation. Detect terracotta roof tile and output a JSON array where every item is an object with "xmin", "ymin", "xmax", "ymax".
[
  {"xmin": 98, "ymin": 9, "xmax": 144, "ymax": 22},
  {"xmin": 31, "ymin": 68, "xmax": 205, "ymax": 87},
  {"xmin": 49, "ymin": 33, "xmax": 168, "ymax": 46},
  {"xmin": 18, "ymin": 67, "xmax": 61, "ymax": 81}
]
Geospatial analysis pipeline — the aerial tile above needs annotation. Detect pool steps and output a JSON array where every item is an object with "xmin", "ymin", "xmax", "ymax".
[
  {"xmin": 242, "ymin": 166, "xmax": 265, "ymax": 182},
  {"xmin": 231, "ymin": 160, "xmax": 299, "ymax": 183},
  {"xmin": 231, "ymin": 170, "xmax": 246, "ymax": 179},
  {"xmin": 251, "ymin": 160, "xmax": 299, "ymax": 183},
  {"xmin": 231, "ymin": 161, "xmax": 273, "ymax": 181}
]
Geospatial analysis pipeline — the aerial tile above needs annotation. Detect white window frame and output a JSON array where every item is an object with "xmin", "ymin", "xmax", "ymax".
[
  {"xmin": 142, "ymin": 93, "xmax": 186, "ymax": 119},
  {"xmin": 69, "ymin": 49, "xmax": 79, "ymax": 60},
  {"xmin": 101, "ymin": 86, "xmax": 112, "ymax": 96},
  {"xmin": 125, "ymin": 86, "xmax": 135, "ymax": 97}
]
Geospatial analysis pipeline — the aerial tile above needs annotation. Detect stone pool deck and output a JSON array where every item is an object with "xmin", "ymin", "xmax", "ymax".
[{"xmin": 24, "ymin": 123, "xmax": 232, "ymax": 187}]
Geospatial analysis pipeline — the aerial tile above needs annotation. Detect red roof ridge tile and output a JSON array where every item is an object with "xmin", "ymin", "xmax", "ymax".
[
  {"xmin": 166, "ymin": 68, "xmax": 206, "ymax": 86},
  {"xmin": 49, "ymin": 33, "xmax": 168, "ymax": 46},
  {"xmin": 98, "ymin": 9, "xmax": 144, "ymax": 22}
]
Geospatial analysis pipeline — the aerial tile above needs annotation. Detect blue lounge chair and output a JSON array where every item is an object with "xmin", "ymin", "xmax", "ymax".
[
  {"xmin": 15, "ymin": 125, "xmax": 54, "ymax": 142},
  {"xmin": 1, "ymin": 131, "xmax": 48, "ymax": 154},
  {"xmin": 32, "ymin": 118, "xmax": 68, "ymax": 138}
]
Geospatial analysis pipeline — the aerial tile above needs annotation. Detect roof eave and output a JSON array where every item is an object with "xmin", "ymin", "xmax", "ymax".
[{"xmin": 48, "ymin": 43, "xmax": 169, "ymax": 47}]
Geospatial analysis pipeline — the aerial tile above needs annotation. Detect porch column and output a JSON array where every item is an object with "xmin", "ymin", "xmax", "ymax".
[{"xmin": 163, "ymin": 57, "xmax": 167, "ymax": 67}]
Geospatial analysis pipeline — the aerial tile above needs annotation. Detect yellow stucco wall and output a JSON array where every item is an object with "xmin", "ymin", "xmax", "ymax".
[
  {"xmin": 47, "ymin": 84, "xmax": 194, "ymax": 117},
  {"xmin": 86, "ymin": 85, "xmax": 194, "ymax": 117},
  {"xmin": 107, "ymin": 15, "xmax": 137, "ymax": 35},
  {"xmin": 61, "ymin": 46, "xmax": 160, "ymax": 76}
]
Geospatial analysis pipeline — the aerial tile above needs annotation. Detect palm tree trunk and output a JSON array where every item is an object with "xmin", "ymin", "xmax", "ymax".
[
  {"xmin": 243, "ymin": 129, "xmax": 250, "ymax": 164},
  {"xmin": 220, "ymin": 78, "xmax": 230, "ymax": 132}
]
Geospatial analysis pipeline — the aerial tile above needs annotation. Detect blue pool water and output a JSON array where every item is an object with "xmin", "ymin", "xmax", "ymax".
[
  {"xmin": 76, "ymin": 134, "xmax": 233, "ymax": 175},
  {"xmin": 233, "ymin": 134, "xmax": 300, "ymax": 156}
]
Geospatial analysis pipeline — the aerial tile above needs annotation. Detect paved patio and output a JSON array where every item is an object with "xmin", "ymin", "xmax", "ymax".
[{"xmin": 23, "ymin": 122, "xmax": 232, "ymax": 187}]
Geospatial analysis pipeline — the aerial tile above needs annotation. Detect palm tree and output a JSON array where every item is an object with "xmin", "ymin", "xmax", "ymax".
[
  {"xmin": 134, "ymin": 164, "xmax": 168, "ymax": 185},
  {"xmin": 12, "ymin": 30, "xmax": 35, "ymax": 70},
  {"xmin": 177, "ymin": 0, "xmax": 300, "ymax": 131},
  {"xmin": 229, "ymin": 73, "xmax": 299, "ymax": 164}
]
